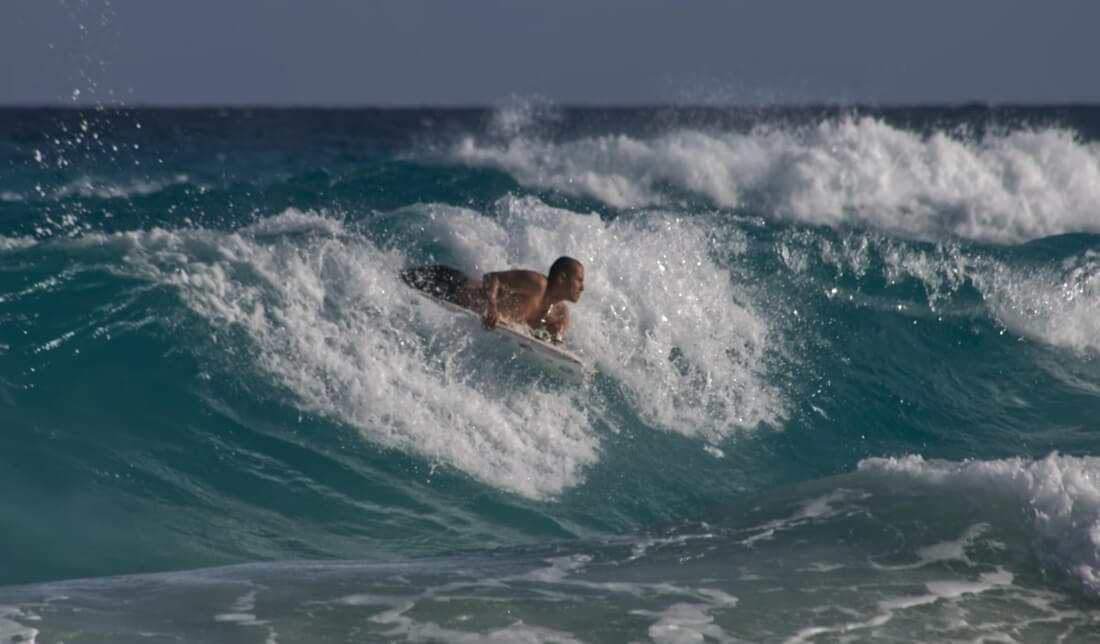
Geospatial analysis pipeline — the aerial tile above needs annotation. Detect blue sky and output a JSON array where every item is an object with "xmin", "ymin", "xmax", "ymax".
[{"xmin": 4, "ymin": 0, "xmax": 1099, "ymax": 106}]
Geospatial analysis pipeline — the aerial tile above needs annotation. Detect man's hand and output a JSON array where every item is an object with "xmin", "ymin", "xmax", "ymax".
[{"xmin": 483, "ymin": 273, "xmax": 502, "ymax": 330}]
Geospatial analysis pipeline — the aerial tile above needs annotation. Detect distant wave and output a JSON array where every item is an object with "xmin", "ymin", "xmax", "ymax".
[
  {"xmin": 452, "ymin": 117, "xmax": 1100, "ymax": 244},
  {"xmin": 0, "ymin": 235, "xmax": 38, "ymax": 251},
  {"xmin": 772, "ymin": 229, "xmax": 1100, "ymax": 355},
  {"xmin": 239, "ymin": 207, "xmax": 346, "ymax": 237},
  {"xmin": 49, "ymin": 173, "xmax": 196, "ymax": 200},
  {"xmin": 860, "ymin": 453, "xmax": 1100, "ymax": 597}
]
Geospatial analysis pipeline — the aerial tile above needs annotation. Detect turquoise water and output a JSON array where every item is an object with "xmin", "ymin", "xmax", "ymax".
[{"xmin": 3, "ymin": 105, "xmax": 1100, "ymax": 642}]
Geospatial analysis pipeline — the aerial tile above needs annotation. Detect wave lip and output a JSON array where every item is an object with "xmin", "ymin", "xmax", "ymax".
[
  {"xmin": 452, "ymin": 117, "xmax": 1100, "ymax": 244},
  {"xmin": 859, "ymin": 452, "xmax": 1100, "ymax": 596},
  {"xmin": 238, "ymin": 207, "xmax": 346, "ymax": 237},
  {"xmin": 979, "ymin": 249, "xmax": 1100, "ymax": 354}
]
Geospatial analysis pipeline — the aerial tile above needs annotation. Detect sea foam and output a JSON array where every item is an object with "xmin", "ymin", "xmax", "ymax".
[
  {"xmin": 0, "ymin": 235, "xmax": 39, "ymax": 251},
  {"xmin": 773, "ymin": 228, "xmax": 1100, "ymax": 355},
  {"xmin": 978, "ymin": 250, "xmax": 1100, "ymax": 354},
  {"xmin": 453, "ymin": 117, "xmax": 1100, "ymax": 244},
  {"xmin": 49, "ymin": 173, "xmax": 195, "ymax": 200},
  {"xmin": 123, "ymin": 220, "xmax": 598, "ymax": 499},
  {"xmin": 403, "ymin": 195, "xmax": 786, "ymax": 440}
]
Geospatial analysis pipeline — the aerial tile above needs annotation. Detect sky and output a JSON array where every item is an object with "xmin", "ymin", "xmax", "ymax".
[{"xmin": 3, "ymin": 0, "xmax": 1099, "ymax": 106}]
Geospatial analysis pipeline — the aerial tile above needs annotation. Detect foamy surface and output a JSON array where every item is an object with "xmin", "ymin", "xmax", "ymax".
[
  {"xmin": 454, "ymin": 117, "xmax": 1100, "ymax": 244},
  {"xmin": 860, "ymin": 453, "xmax": 1100, "ymax": 596}
]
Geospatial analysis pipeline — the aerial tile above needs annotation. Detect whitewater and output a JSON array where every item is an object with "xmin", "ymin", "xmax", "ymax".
[{"xmin": 2, "ymin": 105, "xmax": 1100, "ymax": 642}]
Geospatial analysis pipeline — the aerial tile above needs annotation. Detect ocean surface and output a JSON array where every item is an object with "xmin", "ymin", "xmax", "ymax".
[{"xmin": 2, "ymin": 104, "xmax": 1100, "ymax": 642}]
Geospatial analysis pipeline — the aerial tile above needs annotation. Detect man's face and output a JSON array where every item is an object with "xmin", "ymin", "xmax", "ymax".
[{"xmin": 566, "ymin": 266, "xmax": 585, "ymax": 302}]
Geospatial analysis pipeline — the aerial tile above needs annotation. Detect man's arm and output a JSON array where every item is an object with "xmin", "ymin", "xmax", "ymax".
[
  {"xmin": 483, "ymin": 273, "xmax": 502, "ymax": 329},
  {"xmin": 482, "ymin": 270, "xmax": 545, "ymax": 330},
  {"xmin": 544, "ymin": 303, "xmax": 570, "ymax": 343}
]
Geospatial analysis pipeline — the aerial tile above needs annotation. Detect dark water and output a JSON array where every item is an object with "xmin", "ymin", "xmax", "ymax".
[{"xmin": 2, "ymin": 105, "xmax": 1100, "ymax": 642}]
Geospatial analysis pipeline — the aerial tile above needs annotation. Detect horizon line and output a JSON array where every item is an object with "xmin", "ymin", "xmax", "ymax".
[{"xmin": 2, "ymin": 100, "xmax": 1100, "ymax": 110}]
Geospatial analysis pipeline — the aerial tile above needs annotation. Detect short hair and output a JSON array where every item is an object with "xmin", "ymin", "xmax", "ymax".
[{"xmin": 548, "ymin": 256, "xmax": 582, "ymax": 280}]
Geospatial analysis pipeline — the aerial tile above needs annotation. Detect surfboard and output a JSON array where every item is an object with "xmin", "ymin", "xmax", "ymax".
[{"xmin": 410, "ymin": 290, "xmax": 587, "ymax": 375}]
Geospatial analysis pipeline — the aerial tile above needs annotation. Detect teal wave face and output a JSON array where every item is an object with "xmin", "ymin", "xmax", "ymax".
[
  {"xmin": 3, "ymin": 108, "xmax": 1100, "ymax": 627},
  {"xmin": 3, "ymin": 458, "xmax": 1098, "ymax": 643}
]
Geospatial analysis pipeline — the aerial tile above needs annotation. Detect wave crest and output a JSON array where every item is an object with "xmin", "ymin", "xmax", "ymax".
[
  {"xmin": 453, "ymin": 117, "xmax": 1100, "ymax": 244},
  {"xmin": 860, "ymin": 453, "xmax": 1100, "ymax": 596}
]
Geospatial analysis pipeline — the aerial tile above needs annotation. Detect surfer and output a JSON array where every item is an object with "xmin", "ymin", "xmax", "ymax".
[{"xmin": 400, "ymin": 256, "xmax": 585, "ymax": 342}]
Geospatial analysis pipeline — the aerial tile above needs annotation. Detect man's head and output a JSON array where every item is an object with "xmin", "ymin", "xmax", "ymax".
[{"xmin": 548, "ymin": 256, "xmax": 585, "ymax": 302}]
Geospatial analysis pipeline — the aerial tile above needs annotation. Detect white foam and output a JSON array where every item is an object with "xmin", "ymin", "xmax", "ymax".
[
  {"xmin": 487, "ymin": 96, "xmax": 561, "ymax": 140},
  {"xmin": 871, "ymin": 523, "xmax": 993, "ymax": 572},
  {"xmin": 378, "ymin": 612, "xmax": 585, "ymax": 644},
  {"xmin": 740, "ymin": 488, "xmax": 868, "ymax": 546},
  {"xmin": 453, "ymin": 117, "xmax": 1100, "ymax": 244},
  {"xmin": 0, "ymin": 606, "xmax": 39, "ymax": 644},
  {"xmin": 976, "ymin": 249, "xmax": 1100, "ymax": 354},
  {"xmin": 519, "ymin": 556, "xmax": 739, "ymax": 642},
  {"xmin": 112, "ymin": 211, "xmax": 598, "ymax": 499},
  {"xmin": 448, "ymin": 195, "xmax": 784, "ymax": 438},
  {"xmin": 797, "ymin": 489, "xmax": 864, "ymax": 520},
  {"xmin": 859, "ymin": 453, "xmax": 1100, "ymax": 597},
  {"xmin": 323, "ymin": 551, "xmax": 736, "ymax": 644},
  {"xmin": 213, "ymin": 590, "xmax": 279, "ymax": 644},
  {"xmin": 627, "ymin": 531, "xmax": 717, "ymax": 563},
  {"xmin": 916, "ymin": 523, "xmax": 991, "ymax": 566},
  {"xmin": 239, "ymin": 208, "xmax": 345, "ymax": 237},
  {"xmin": 214, "ymin": 590, "xmax": 261, "ymax": 623},
  {"xmin": 50, "ymin": 173, "xmax": 194, "ymax": 200},
  {"xmin": 926, "ymin": 568, "xmax": 1014, "ymax": 599},
  {"xmin": 782, "ymin": 567, "xmax": 1014, "ymax": 644},
  {"xmin": 593, "ymin": 224, "xmax": 782, "ymax": 437},
  {"xmin": 637, "ymin": 602, "xmax": 734, "ymax": 644},
  {"xmin": 0, "ymin": 235, "xmax": 38, "ymax": 251},
  {"xmin": 795, "ymin": 233, "xmax": 1100, "ymax": 355}
]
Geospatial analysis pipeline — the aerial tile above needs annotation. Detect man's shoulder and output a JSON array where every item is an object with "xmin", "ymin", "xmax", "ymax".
[
  {"xmin": 490, "ymin": 269, "xmax": 547, "ymax": 288},
  {"xmin": 492, "ymin": 268, "xmax": 545, "ymax": 279}
]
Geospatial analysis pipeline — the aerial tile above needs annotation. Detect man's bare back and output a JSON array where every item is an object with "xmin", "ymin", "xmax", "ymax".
[{"xmin": 401, "ymin": 257, "xmax": 585, "ymax": 342}]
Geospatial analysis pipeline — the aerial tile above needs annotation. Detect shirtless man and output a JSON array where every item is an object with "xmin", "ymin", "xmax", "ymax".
[{"xmin": 400, "ymin": 256, "xmax": 585, "ymax": 343}]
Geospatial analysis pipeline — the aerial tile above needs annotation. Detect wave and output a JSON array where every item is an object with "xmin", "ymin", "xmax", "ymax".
[
  {"xmin": 980, "ymin": 249, "xmax": 1100, "ymax": 354},
  {"xmin": 238, "ymin": 207, "xmax": 347, "ymax": 237},
  {"xmin": 0, "ymin": 235, "xmax": 38, "ymax": 251},
  {"xmin": 768, "ymin": 226, "xmax": 1100, "ymax": 355},
  {"xmin": 452, "ymin": 116, "xmax": 1100, "ymax": 244},
  {"xmin": 106, "ymin": 221, "xmax": 594, "ymax": 500},
  {"xmin": 860, "ymin": 453, "xmax": 1100, "ymax": 597},
  {"xmin": 48, "ymin": 173, "xmax": 197, "ymax": 200},
  {"xmin": 396, "ymin": 195, "xmax": 787, "ymax": 441},
  {"xmin": 27, "ymin": 198, "xmax": 785, "ymax": 500},
  {"xmin": 6, "ymin": 458, "xmax": 1099, "ymax": 642},
  {"xmin": 8, "ymin": 107, "xmax": 1100, "ymax": 630}
]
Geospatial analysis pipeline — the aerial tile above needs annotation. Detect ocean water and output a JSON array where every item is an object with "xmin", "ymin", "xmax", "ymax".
[{"xmin": 2, "ymin": 104, "xmax": 1100, "ymax": 642}]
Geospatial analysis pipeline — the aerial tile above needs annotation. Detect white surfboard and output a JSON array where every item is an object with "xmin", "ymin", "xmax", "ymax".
[{"xmin": 411, "ymin": 290, "xmax": 587, "ymax": 374}]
